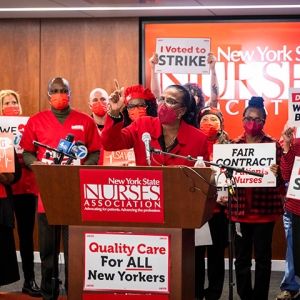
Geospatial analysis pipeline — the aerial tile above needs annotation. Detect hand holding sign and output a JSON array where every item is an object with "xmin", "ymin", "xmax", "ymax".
[
  {"xmin": 149, "ymin": 52, "xmax": 159, "ymax": 69},
  {"xmin": 282, "ymin": 126, "xmax": 295, "ymax": 153},
  {"xmin": 108, "ymin": 79, "xmax": 124, "ymax": 116},
  {"xmin": 207, "ymin": 52, "xmax": 217, "ymax": 70}
]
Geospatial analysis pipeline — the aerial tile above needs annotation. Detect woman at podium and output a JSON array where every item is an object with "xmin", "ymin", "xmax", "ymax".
[{"xmin": 101, "ymin": 81, "xmax": 209, "ymax": 166}]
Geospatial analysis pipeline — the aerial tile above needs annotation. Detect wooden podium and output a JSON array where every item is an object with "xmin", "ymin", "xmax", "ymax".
[{"xmin": 32, "ymin": 165, "xmax": 217, "ymax": 300}]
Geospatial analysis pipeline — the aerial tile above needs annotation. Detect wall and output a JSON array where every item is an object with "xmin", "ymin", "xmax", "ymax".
[{"xmin": 0, "ymin": 18, "xmax": 286, "ymax": 260}]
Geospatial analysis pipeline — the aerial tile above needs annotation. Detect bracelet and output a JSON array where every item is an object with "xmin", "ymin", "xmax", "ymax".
[{"xmin": 107, "ymin": 111, "xmax": 121, "ymax": 119}]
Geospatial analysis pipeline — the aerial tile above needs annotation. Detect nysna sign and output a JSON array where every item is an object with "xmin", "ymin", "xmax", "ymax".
[{"xmin": 80, "ymin": 169, "xmax": 164, "ymax": 223}]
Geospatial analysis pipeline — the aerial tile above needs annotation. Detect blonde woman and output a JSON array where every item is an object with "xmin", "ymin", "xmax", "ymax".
[{"xmin": 0, "ymin": 90, "xmax": 41, "ymax": 297}]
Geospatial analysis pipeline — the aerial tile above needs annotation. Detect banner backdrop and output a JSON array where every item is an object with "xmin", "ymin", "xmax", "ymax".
[{"xmin": 143, "ymin": 21, "xmax": 300, "ymax": 140}]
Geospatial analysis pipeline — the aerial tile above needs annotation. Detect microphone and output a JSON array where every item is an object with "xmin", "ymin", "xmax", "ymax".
[
  {"xmin": 55, "ymin": 133, "xmax": 74, "ymax": 164},
  {"xmin": 142, "ymin": 132, "xmax": 151, "ymax": 166},
  {"xmin": 65, "ymin": 140, "xmax": 88, "ymax": 165}
]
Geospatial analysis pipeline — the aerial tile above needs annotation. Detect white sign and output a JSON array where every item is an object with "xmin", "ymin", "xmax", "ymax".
[
  {"xmin": 288, "ymin": 88, "xmax": 300, "ymax": 127},
  {"xmin": 155, "ymin": 38, "xmax": 210, "ymax": 74},
  {"xmin": 84, "ymin": 233, "xmax": 170, "ymax": 293},
  {"xmin": 213, "ymin": 143, "xmax": 277, "ymax": 187},
  {"xmin": 286, "ymin": 156, "xmax": 300, "ymax": 200},
  {"xmin": 0, "ymin": 116, "xmax": 29, "ymax": 154}
]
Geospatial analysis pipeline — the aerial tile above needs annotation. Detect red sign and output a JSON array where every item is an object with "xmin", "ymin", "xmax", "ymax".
[
  {"xmin": 83, "ymin": 294, "xmax": 169, "ymax": 299},
  {"xmin": 292, "ymin": 93, "xmax": 300, "ymax": 102},
  {"xmin": 80, "ymin": 169, "xmax": 164, "ymax": 223}
]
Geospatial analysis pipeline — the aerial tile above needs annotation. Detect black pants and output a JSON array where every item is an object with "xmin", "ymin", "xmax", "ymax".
[
  {"xmin": 38, "ymin": 213, "xmax": 68, "ymax": 300},
  {"xmin": 195, "ymin": 212, "xmax": 228, "ymax": 300},
  {"xmin": 13, "ymin": 193, "xmax": 37, "ymax": 281},
  {"xmin": 234, "ymin": 221, "xmax": 275, "ymax": 300}
]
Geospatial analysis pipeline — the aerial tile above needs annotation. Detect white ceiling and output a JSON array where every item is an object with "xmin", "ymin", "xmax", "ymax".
[{"xmin": 0, "ymin": 0, "xmax": 300, "ymax": 18}]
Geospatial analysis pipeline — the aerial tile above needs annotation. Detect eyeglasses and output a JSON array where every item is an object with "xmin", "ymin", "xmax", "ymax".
[
  {"xmin": 243, "ymin": 116, "xmax": 265, "ymax": 124},
  {"xmin": 157, "ymin": 96, "xmax": 183, "ymax": 107},
  {"xmin": 127, "ymin": 103, "xmax": 147, "ymax": 110}
]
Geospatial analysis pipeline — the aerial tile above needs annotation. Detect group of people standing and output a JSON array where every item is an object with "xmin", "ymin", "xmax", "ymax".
[{"xmin": 0, "ymin": 51, "xmax": 299, "ymax": 300}]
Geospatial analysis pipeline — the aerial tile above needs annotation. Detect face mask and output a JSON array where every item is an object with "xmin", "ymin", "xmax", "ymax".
[
  {"xmin": 128, "ymin": 107, "xmax": 147, "ymax": 122},
  {"xmin": 158, "ymin": 104, "xmax": 183, "ymax": 125},
  {"xmin": 200, "ymin": 121, "xmax": 220, "ymax": 137},
  {"xmin": 50, "ymin": 94, "xmax": 69, "ymax": 110},
  {"xmin": 243, "ymin": 121, "xmax": 264, "ymax": 136},
  {"xmin": 92, "ymin": 101, "xmax": 108, "ymax": 117},
  {"xmin": 3, "ymin": 106, "xmax": 20, "ymax": 116}
]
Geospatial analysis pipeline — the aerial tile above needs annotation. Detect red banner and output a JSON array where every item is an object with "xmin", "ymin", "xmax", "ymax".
[
  {"xmin": 143, "ymin": 21, "xmax": 300, "ymax": 140},
  {"xmin": 80, "ymin": 169, "xmax": 164, "ymax": 223}
]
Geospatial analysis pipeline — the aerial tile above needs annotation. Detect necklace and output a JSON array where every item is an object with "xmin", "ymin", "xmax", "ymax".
[{"xmin": 165, "ymin": 135, "xmax": 177, "ymax": 149}]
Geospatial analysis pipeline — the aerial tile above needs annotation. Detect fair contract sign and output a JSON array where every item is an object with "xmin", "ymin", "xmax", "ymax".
[{"xmin": 213, "ymin": 143, "xmax": 277, "ymax": 187}]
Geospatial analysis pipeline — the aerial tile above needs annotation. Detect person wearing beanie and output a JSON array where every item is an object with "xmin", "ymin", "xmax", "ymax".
[
  {"xmin": 195, "ymin": 106, "xmax": 230, "ymax": 300},
  {"xmin": 122, "ymin": 84, "xmax": 157, "ymax": 127},
  {"xmin": 223, "ymin": 96, "xmax": 284, "ymax": 300}
]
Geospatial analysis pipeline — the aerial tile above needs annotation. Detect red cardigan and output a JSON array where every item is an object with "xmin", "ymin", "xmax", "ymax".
[{"xmin": 101, "ymin": 115, "xmax": 209, "ymax": 167}]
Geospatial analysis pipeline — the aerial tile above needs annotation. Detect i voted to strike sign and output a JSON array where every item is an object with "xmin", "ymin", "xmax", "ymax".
[{"xmin": 84, "ymin": 233, "xmax": 170, "ymax": 293}]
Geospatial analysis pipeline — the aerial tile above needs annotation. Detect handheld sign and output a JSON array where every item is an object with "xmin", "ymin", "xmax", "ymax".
[
  {"xmin": 0, "ymin": 133, "xmax": 15, "ymax": 172},
  {"xmin": 288, "ymin": 87, "xmax": 300, "ymax": 127},
  {"xmin": 286, "ymin": 156, "xmax": 300, "ymax": 200},
  {"xmin": 213, "ymin": 143, "xmax": 276, "ymax": 187},
  {"xmin": 155, "ymin": 38, "xmax": 210, "ymax": 74}
]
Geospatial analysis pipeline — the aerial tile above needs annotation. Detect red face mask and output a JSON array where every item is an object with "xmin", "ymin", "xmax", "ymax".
[
  {"xmin": 200, "ymin": 121, "xmax": 220, "ymax": 137},
  {"xmin": 128, "ymin": 107, "xmax": 147, "ymax": 122},
  {"xmin": 50, "ymin": 94, "xmax": 69, "ymax": 110},
  {"xmin": 158, "ymin": 104, "xmax": 183, "ymax": 125},
  {"xmin": 3, "ymin": 106, "xmax": 20, "ymax": 116},
  {"xmin": 243, "ymin": 121, "xmax": 264, "ymax": 136},
  {"xmin": 92, "ymin": 101, "xmax": 108, "ymax": 117}
]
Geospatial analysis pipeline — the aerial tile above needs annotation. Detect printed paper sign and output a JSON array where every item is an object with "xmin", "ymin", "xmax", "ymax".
[
  {"xmin": 103, "ymin": 149, "xmax": 136, "ymax": 166},
  {"xmin": 84, "ymin": 233, "xmax": 170, "ymax": 293},
  {"xmin": 213, "ymin": 143, "xmax": 276, "ymax": 187},
  {"xmin": 0, "ymin": 133, "xmax": 15, "ymax": 172},
  {"xmin": 80, "ymin": 169, "xmax": 164, "ymax": 223},
  {"xmin": 286, "ymin": 156, "xmax": 300, "ymax": 200},
  {"xmin": 155, "ymin": 38, "xmax": 210, "ymax": 74},
  {"xmin": 288, "ymin": 88, "xmax": 300, "ymax": 127},
  {"xmin": 0, "ymin": 116, "xmax": 29, "ymax": 154}
]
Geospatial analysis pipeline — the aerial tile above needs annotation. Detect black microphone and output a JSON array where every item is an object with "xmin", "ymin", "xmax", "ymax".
[
  {"xmin": 55, "ymin": 133, "xmax": 74, "ymax": 164},
  {"xmin": 142, "ymin": 132, "xmax": 151, "ymax": 166}
]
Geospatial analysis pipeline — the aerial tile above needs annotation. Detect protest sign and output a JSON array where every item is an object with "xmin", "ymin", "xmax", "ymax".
[
  {"xmin": 84, "ymin": 233, "xmax": 170, "ymax": 293},
  {"xmin": 288, "ymin": 88, "xmax": 300, "ymax": 127},
  {"xmin": 155, "ymin": 38, "xmax": 210, "ymax": 74},
  {"xmin": 286, "ymin": 156, "xmax": 300, "ymax": 200},
  {"xmin": 213, "ymin": 143, "xmax": 276, "ymax": 187}
]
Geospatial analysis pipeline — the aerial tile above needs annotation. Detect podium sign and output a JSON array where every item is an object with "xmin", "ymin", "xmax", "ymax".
[
  {"xmin": 84, "ymin": 232, "xmax": 170, "ymax": 293},
  {"xmin": 80, "ymin": 169, "xmax": 164, "ymax": 223}
]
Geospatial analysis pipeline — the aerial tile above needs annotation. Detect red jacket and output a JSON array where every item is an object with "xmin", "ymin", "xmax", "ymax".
[{"xmin": 101, "ymin": 115, "xmax": 209, "ymax": 166}]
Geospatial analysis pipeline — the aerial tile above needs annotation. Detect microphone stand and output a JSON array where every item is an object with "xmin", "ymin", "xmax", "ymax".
[{"xmin": 150, "ymin": 147, "xmax": 264, "ymax": 300}]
